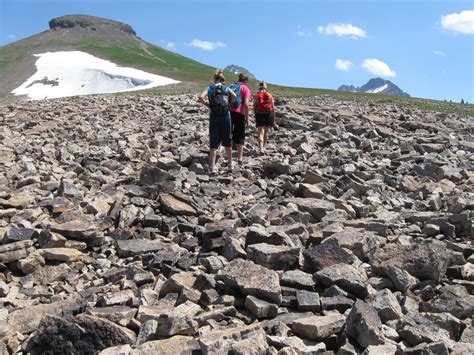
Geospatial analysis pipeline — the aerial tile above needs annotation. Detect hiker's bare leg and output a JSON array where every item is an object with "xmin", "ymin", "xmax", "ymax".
[
  {"xmin": 209, "ymin": 148, "xmax": 217, "ymax": 168},
  {"xmin": 257, "ymin": 127, "xmax": 265, "ymax": 150},
  {"xmin": 263, "ymin": 127, "xmax": 269, "ymax": 146},
  {"xmin": 225, "ymin": 146, "xmax": 232, "ymax": 163},
  {"xmin": 237, "ymin": 144, "xmax": 244, "ymax": 161}
]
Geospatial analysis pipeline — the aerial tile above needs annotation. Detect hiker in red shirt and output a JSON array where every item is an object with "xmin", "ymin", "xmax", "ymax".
[{"xmin": 253, "ymin": 81, "xmax": 276, "ymax": 154}]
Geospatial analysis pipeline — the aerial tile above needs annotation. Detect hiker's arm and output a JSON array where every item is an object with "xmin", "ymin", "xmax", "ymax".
[
  {"xmin": 271, "ymin": 97, "xmax": 278, "ymax": 129},
  {"xmin": 229, "ymin": 90, "xmax": 237, "ymax": 100},
  {"xmin": 243, "ymin": 98, "xmax": 250, "ymax": 126},
  {"xmin": 199, "ymin": 89, "xmax": 209, "ymax": 107}
]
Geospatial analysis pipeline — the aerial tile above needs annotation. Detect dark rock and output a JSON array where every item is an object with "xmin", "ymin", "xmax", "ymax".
[
  {"xmin": 346, "ymin": 300, "xmax": 385, "ymax": 348},
  {"xmin": 32, "ymin": 314, "xmax": 136, "ymax": 354},
  {"xmin": 247, "ymin": 243, "xmax": 300, "ymax": 270},
  {"xmin": 303, "ymin": 239, "xmax": 355, "ymax": 273},
  {"xmin": 216, "ymin": 258, "xmax": 282, "ymax": 304}
]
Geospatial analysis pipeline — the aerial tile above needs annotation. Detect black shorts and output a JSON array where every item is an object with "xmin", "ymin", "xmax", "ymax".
[
  {"xmin": 231, "ymin": 111, "xmax": 246, "ymax": 145},
  {"xmin": 256, "ymin": 112, "xmax": 273, "ymax": 127}
]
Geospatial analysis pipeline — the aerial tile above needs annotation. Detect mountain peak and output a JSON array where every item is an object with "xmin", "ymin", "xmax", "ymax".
[
  {"xmin": 224, "ymin": 64, "xmax": 255, "ymax": 79},
  {"xmin": 338, "ymin": 77, "xmax": 409, "ymax": 97},
  {"xmin": 49, "ymin": 14, "xmax": 136, "ymax": 36}
]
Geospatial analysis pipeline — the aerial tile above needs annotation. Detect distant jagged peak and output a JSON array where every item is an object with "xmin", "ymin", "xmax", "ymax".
[
  {"xmin": 49, "ymin": 14, "xmax": 136, "ymax": 36},
  {"xmin": 338, "ymin": 77, "xmax": 410, "ymax": 97},
  {"xmin": 224, "ymin": 64, "xmax": 256, "ymax": 79}
]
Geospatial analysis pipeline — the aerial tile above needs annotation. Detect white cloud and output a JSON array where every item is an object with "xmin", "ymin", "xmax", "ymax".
[
  {"xmin": 441, "ymin": 10, "xmax": 474, "ymax": 34},
  {"xmin": 188, "ymin": 39, "xmax": 226, "ymax": 51},
  {"xmin": 362, "ymin": 58, "xmax": 396, "ymax": 77},
  {"xmin": 296, "ymin": 27, "xmax": 312, "ymax": 37},
  {"xmin": 433, "ymin": 50, "xmax": 446, "ymax": 56},
  {"xmin": 166, "ymin": 42, "xmax": 176, "ymax": 50},
  {"xmin": 335, "ymin": 59, "xmax": 353, "ymax": 71},
  {"xmin": 7, "ymin": 34, "xmax": 16, "ymax": 40},
  {"xmin": 318, "ymin": 23, "xmax": 366, "ymax": 39}
]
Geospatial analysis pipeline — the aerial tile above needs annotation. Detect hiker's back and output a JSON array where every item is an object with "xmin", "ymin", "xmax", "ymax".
[{"xmin": 209, "ymin": 83, "xmax": 230, "ymax": 115}]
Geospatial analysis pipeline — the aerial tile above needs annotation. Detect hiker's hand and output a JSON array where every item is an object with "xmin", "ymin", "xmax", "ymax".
[{"xmin": 272, "ymin": 123, "xmax": 279, "ymax": 130}]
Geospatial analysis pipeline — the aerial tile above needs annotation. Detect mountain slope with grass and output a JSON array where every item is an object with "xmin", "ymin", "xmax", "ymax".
[{"xmin": 0, "ymin": 14, "xmax": 219, "ymax": 99}]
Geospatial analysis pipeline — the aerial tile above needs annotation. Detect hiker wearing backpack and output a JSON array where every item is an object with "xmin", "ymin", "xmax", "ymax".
[
  {"xmin": 254, "ymin": 81, "xmax": 276, "ymax": 154},
  {"xmin": 199, "ymin": 69, "xmax": 236, "ymax": 174},
  {"xmin": 228, "ymin": 73, "xmax": 251, "ymax": 165}
]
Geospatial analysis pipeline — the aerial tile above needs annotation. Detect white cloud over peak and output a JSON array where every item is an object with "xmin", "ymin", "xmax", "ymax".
[
  {"xmin": 318, "ymin": 23, "xmax": 366, "ymax": 38},
  {"xmin": 166, "ymin": 42, "xmax": 176, "ymax": 50},
  {"xmin": 7, "ymin": 34, "xmax": 16, "ymax": 40},
  {"xmin": 441, "ymin": 10, "xmax": 474, "ymax": 34},
  {"xmin": 335, "ymin": 59, "xmax": 353, "ymax": 71},
  {"xmin": 362, "ymin": 58, "xmax": 396, "ymax": 77},
  {"xmin": 189, "ymin": 39, "xmax": 226, "ymax": 51},
  {"xmin": 433, "ymin": 50, "xmax": 446, "ymax": 56}
]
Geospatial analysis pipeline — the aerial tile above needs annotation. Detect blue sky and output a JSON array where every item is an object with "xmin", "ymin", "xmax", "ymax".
[{"xmin": 1, "ymin": 0, "xmax": 473, "ymax": 102}]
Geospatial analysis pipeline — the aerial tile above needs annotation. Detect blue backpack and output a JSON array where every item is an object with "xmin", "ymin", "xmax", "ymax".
[{"xmin": 229, "ymin": 82, "xmax": 242, "ymax": 108}]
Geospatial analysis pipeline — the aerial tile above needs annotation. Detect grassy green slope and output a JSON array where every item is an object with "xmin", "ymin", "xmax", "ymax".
[{"xmin": 1, "ymin": 33, "xmax": 472, "ymax": 117}]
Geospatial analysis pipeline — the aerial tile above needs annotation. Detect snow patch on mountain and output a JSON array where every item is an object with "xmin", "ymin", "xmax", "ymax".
[
  {"xmin": 366, "ymin": 83, "xmax": 388, "ymax": 93},
  {"xmin": 12, "ymin": 51, "xmax": 179, "ymax": 100}
]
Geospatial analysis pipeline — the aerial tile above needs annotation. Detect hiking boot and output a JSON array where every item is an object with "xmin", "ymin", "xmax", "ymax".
[
  {"xmin": 209, "ymin": 166, "xmax": 217, "ymax": 175},
  {"xmin": 227, "ymin": 161, "xmax": 234, "ymax": 172},
  {"xmin": 238, "ymin": 160, "xmax": 247, "ymax": 166}
]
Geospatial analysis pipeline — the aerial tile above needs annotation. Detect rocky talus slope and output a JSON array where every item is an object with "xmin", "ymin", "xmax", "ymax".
[{"xmin": 0, "ymin": 94, "xmax": 473, "ymax": 354}]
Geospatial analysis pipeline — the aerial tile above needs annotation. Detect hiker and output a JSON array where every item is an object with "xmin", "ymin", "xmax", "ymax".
[
  {"xmin": 198, "ymin": 69, "xmax": 236, "ymax": 174},
  {"xmin": 229, "ymin": 73, "xmax": 251, "ymax": 165},
  {"xmin": 253, "ymin": 81, "xmax": 276, "ymax": 154}
]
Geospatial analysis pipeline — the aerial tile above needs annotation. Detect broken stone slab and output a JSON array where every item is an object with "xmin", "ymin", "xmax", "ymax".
[
  {"xmin": 303, "ymin": 239, "xmax": 355, "ymax": 273},
  {"xmin": 385, "ymin": 265, "xmax": 418, "ymax": 293},
  {"xmin": 346, "ymin": 300, "xmax": 385, "ymax": 348},
  {"xmin": 85, "ymin": 306, "xmax": 137, "ymax": 326},
  {"xmin": 363, "ymin": 344, "xmax": 398, "ymax": 355},
  {"xmin": 246, "ymin": 243, "xmax": 300, "ymax": 270},
  {"xmin": 320, "ymin": 295, "xmax": 354, "ymax": 313},
  {"xmin": 135, "ymin": 335, "xmax": 200, "ymax": 355},
  {"xmin": 198, "ymin": 323, "xmax": 265, "ymax": 354},
  {"xmin": 245, "ymin": 224, "xmax": 295, "ymax": 246},
  {"xmin": 244, "ymin": 295, "xmax": 278, "ymax": 319},
  {"xmin": 201, "ymin": 219, "xmax": 239, "ymax": 239},
  {"xmin": 398, "ymin": 315, "xmax": 455, "ymax": 349},
  {"xmin": 370, "ymin": 240, "xmax": 451, "ymax": 282},
  {"xmin": 98, "ymin": 289, "xmax": 135, "ymax": 307},
  {"xmin": 193, "ymin": 306, "xmax": 235, "ymax": 326},
  {"xmin": 280, "ymin": 269, "xmax": 315, "ymax": 291},
  {"xmin": 420, "ymin": 284, "xmax": 474, "ymax": 319},
  {"xmin": 32, "ymin": 314, "xmax": 136, "ymax": 354},
  {"xmin": 216, "ymin": 258, "xmax": 282, "ymax": 304},
  {"xmin": 292, "ymin": 198, "xmax": 336, "ymax": 221},
  {"xmin": 296, "ymin": 290, "xmax": 321, "ymax": 312},
  {"xmin": 160, "ymin": 193, "xmax": 196, "ymax": 216},
  {"xmin": 116, "ymin": 239, "xmax": 167, "ymax": 258},
  {"xmin": 0, "ymin": 240, "xmax": 34, "ymax": 263},
  {"xmin": 139, "ymin": 166, "xmax": 171, "ymax": 185},
  {"xmin": 367, "ymin": 289, "xmax": 403, "ymax": 322},
  {"xmin": 49, "ymin": 219, "xmax": 97, "ymax": 242},
  {"xmin": 267, "ymin": 335, "xmax": 326, "ymax": 353},
  {"xmin": 324, "ymin": 228, "xmax": 383, "ymax": 261},
  {"xmin": 314, "ymin": 263, "xmax": 369, "ymax": 298},
  {"xmin": 40, "ymin": 247, "xmax": 83, "ymax": 262},
  {"xmin": 6, "ymin": 295, "xmax": 83, "ymax": 335},
  {"xmin": 3, "ymin": 227, "xmax": 38, "ymax": 243},
  {"xmin": 292, "ymin": 313, "xmax": 346, "ymax": 340}
]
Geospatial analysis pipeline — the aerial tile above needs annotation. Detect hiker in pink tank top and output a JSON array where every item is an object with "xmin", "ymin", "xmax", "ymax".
[{"xmin": 229, "ymin": 73, "xmax": 251, "ymax": 165}]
